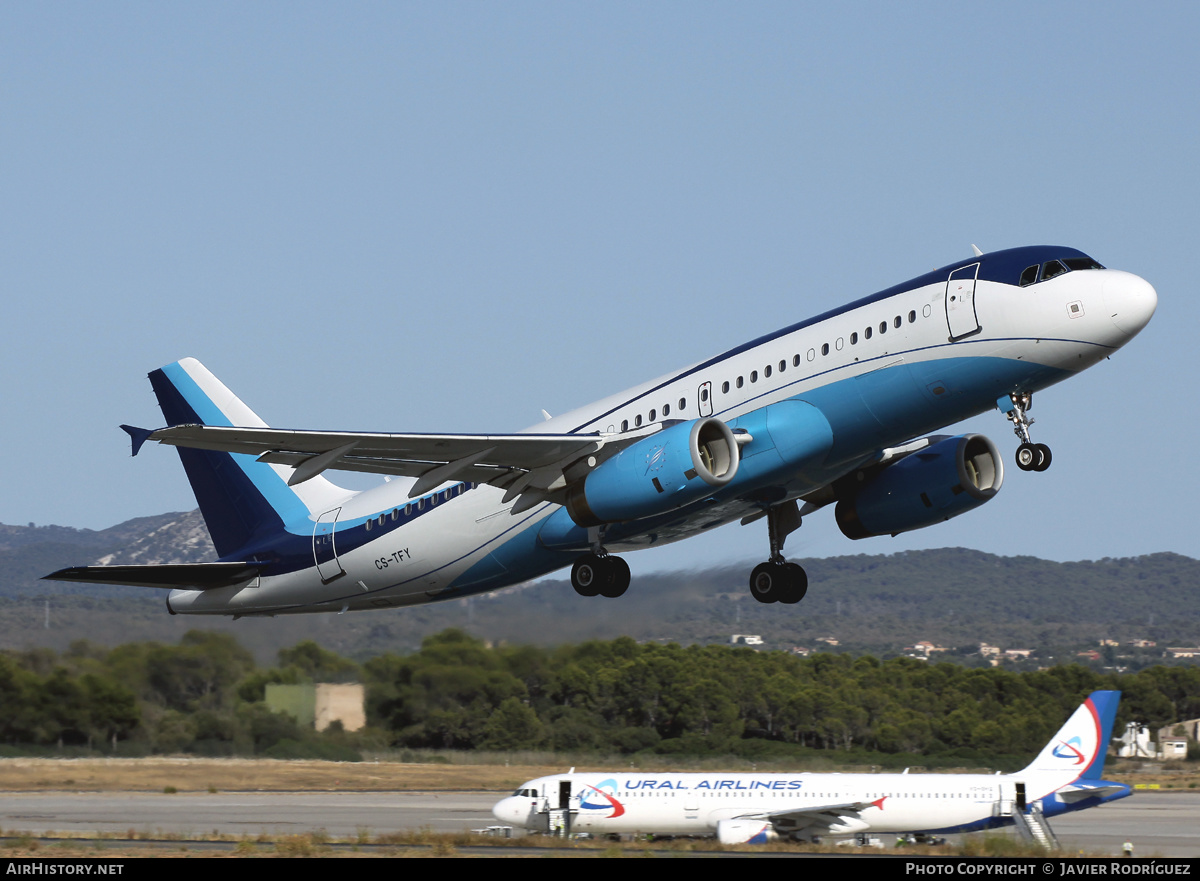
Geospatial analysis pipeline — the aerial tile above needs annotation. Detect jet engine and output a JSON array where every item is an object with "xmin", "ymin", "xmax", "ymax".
[
  {"xmin": 716, "ymin": 819, "xmax": 780, "ymax": 844},
  {"xmin": 565, "ymin": 417, "xmax": 739, "ymax": 527},
  {"xmin": 835, "ymin": 434, "xmax": 1003, "ymax": 539}
]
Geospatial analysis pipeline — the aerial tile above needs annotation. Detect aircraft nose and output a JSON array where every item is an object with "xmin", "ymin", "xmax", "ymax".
[
  {"xmin": 1104, "ymin": 271, "xmax": 1157, "ymax": 338},
  {"xmin": 492, "ymin": 796, "xmax": 519, "ymax": 824}
]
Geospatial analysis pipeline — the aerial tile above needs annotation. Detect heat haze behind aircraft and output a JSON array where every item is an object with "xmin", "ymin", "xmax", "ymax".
[{"xmin": 47, "ymin": 245, "xmax": 1156, "ymax": 615}]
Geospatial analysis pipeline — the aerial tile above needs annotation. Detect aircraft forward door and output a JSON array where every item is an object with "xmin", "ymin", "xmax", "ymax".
[
  {"xmin": 945, "ymin": 263, "xmax": 982, "ymax": 341},
  {"xmin": 698, "ymin": 381, "xmax": 714, "ymax": 417},
  {"xmin": 313, "ymin": 508, "xmax": 345, "ymax": 583}
]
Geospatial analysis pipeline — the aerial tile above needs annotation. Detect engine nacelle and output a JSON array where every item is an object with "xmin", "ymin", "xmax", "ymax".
[
  {"xmin": 716, "ymin": 819, "xmax": 780, "ymax": 844},
  {"xmin": 565, "ymin": 417, "xmax": 739, "ymax": 527},
  {"xmin": 835, "ymin": 434, "xmax": 1004, "ymax": 540}
]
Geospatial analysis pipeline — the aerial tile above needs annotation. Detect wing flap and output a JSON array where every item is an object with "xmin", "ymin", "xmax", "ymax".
[{"xmin": 43, "ymin": 562, "xmax": 268, "ymax": 590}]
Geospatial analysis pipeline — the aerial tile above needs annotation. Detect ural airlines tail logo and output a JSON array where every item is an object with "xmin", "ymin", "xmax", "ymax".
[
  {"xmin": 579, "ymin": 778, "xmax": 625, "ymax": 818},
  {"xmin": 1052, "ymin": 736, "xmax": 1087, "ymax": 764}
]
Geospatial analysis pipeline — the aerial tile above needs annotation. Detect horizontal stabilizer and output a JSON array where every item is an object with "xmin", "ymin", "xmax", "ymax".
[
  {"xmin": 1056, "ymin": 782, "xmax": 1130, "ymax": 803},
  {"xmin": 43, "ymin": 562, "xmax": 268, "ymax": 590}
]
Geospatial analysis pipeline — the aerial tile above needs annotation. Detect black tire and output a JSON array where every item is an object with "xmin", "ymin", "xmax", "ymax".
[
  {"xmin": 750, "ymin": 562, "xmax": 781, "ymax": 603},
  {"xmin": 1033, "ymin": 443, "xmax": 1053, "ymax": 472},
  {"xmin": 599, "ymin": 556, "xmax": 630, "ymax": 598},
  {"xmin": 1015, "ymin": 442, "xmax": 1038, "ymax": 471},
  {"xmin": 571, "ymin": 555, "xmax": 602, "ymax": 597},
  {"xmin": 779, "ymin": 562, "xmax": 808, "ymax": 604}
]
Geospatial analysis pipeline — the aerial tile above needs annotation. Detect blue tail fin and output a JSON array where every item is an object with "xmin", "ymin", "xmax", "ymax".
[
  {"xmin": 147, "ymin": 358, "xmax": 346, "ymax": 558},
  {"xmin": 1021, "ymin": 690, "xmax": 1121, "ymax": 782}
]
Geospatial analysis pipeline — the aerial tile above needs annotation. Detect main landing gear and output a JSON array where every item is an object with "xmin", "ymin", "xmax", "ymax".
[
  {"xmin": 1001, "ymin": 392, "xmax": 1052, "ymax": 472},
  {"xmin": 570, "ymin": 529, "xmax": 631, "ymax": 599},
  {"xmin": 748, "ymin": 500, "xmax": 808, "ymax": 605}
]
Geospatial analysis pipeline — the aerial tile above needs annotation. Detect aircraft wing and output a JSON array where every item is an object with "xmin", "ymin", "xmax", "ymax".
[
  {"xmin": 44, "ymin": 562, "xmax": 268, "ymax": 590},
  {"xmin": 124, "ymin": 423, "xmax": 662, "ymax": 509},
  {"xmin": 741, "ymin": 798, "xmax": 881, "ymax": 835}
]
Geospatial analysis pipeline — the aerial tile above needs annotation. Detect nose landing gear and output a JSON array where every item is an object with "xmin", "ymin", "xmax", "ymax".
[{"xmin": 1001, "ymin": 392, "xmax": 1052, "ymax": 472}]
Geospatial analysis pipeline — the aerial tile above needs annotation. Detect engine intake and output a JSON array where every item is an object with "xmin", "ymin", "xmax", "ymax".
[
  {"xmin": 835, "ymin": 434, "xmax": 1003, "ymax": 539},
  {"xmin": 566, "ymin": 417, "xmax": 739, "ymax": 527}
]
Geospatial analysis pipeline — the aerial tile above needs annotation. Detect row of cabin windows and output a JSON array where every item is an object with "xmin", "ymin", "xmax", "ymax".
[
  {"xmin": 620, "ymin": 396, "xmax": 689, "ymax": 432},
  {"xmin": 616, "ymin": 307, "xmax": 924, "ymax": 433},
  {"xmin": 364, "ymin": 482, "xmax": 472, "ymax": 530},
  {"xmin": 716, "ymin": 310, "xmax": 920, "ymax": 394}
]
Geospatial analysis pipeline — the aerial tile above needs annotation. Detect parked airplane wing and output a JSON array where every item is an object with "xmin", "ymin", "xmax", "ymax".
[{"xmin": 756, "ymin": 799, "xmax": 880, "ymax": 833}]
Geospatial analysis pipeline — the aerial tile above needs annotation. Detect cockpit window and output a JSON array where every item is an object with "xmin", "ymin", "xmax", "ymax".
[
  {"xmin": 1019, "ymin": 255, "xmax": 1104, "ymax": 287},
  {"xmin": 1040, "ymin": 260, "xmax": 1069, "ymax": 281}
]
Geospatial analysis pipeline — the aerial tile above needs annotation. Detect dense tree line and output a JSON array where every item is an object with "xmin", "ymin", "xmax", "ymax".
[
  {"xmin": 365, "ymin": 630, "xmax": 1200, "ymax": 765},
  {"xmin": 1, "ymin": 628, "xmax": 1198, "ymax": 764}
]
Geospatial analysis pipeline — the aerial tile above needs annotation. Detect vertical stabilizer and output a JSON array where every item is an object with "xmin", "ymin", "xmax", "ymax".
[
  {"xmin": 147, "ymin": 358, "xmax": 348, "ymax": 557},
  {"xmin": 1020, "ymin": 691, "xmax": 1121, "ymax": 782}
]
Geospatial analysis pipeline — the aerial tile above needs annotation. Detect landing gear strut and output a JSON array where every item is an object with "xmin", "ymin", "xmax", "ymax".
[
  {"xmin": 1001, "ymin": 392, "xmax": 1052, "ymax": 472},
  {"xmin": 571, "ymin": 528, "xmax": 631, "ymax": 599},
  {"xmin": 748, "ymin": 501, "xmax": 808, "ymax": 604}
]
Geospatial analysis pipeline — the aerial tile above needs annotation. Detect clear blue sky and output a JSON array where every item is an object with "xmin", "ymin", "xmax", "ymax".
[{"xmin": 3, "ymin": 2, "xmax": 1195, "ymax": 574}]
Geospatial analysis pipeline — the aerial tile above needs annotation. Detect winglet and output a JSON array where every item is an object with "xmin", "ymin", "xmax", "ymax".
[{"xmin": 120, "ymin": 424, "xmax": 156, "ymax": 457}]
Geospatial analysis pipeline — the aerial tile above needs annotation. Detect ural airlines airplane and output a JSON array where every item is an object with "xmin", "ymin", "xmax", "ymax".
[
  {"xmin": 492, "ymin": 691, "xmax": 1129, "ymax": 843},
  {"xmin": 48, "ymin": 246, "xmax": 1156, "ymax": 615}
]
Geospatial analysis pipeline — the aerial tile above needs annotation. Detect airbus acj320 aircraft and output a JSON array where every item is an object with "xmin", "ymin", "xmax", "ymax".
[{"xmin": 49, "ymin": 246, "xmax": 1156, "ymax": 616}]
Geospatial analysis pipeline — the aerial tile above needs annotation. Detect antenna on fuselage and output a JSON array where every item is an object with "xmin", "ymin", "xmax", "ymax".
[{"xmin": 971, "ymin": 244, "xmax": 984, "ymax": 256}]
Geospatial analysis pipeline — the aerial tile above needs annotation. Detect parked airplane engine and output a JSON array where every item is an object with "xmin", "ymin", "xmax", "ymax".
[
  {"xmin": 835, "ymin": 434, "xmax": 1003, "ymax": 539},
  {"xmin": 715, "ymin": 819, "xmax": 780, "ymax": 845},
  {"xmin": 565, "ymin": 417, "xmax": 739, "ymax": 526}
]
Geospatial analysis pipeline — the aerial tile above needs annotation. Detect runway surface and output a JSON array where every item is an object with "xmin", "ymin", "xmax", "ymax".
[{"xmin": 0, "ymin": 790, "xmax": 1195, "ymax": 856}]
